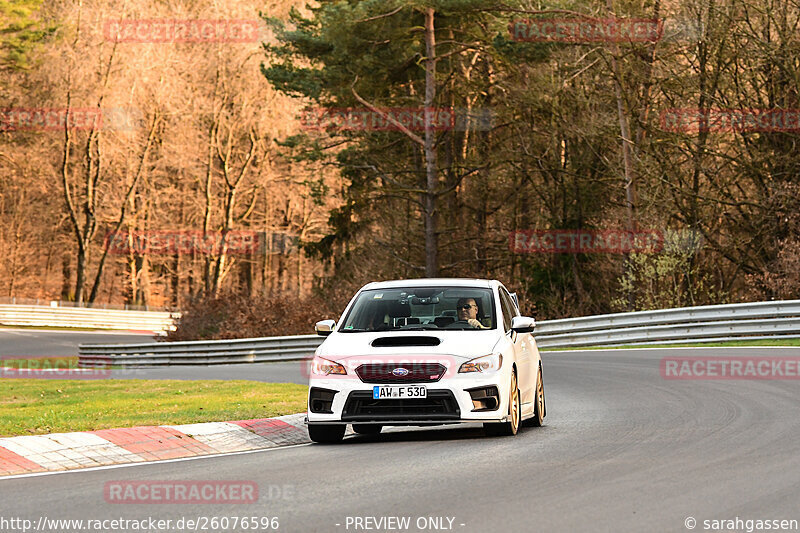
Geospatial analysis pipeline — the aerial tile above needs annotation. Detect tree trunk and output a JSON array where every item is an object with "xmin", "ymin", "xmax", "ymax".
[
  {"xmin": 7, "ymin": 226, "xmax": 21, "ymax": 298},
  {"xmin": 606, "ymin": 0, "xmax": 637, "ymax": 309},
  {"xmin": 423, "ymin": 7, "xmax": 439, "ymax": 278},
  {"xmin": 203, "ymin": 133, "xmax": 215, "ymax": 295},
  {"xmin": 87, "ymin": 113, "xmax": 159, "ymax": 303},
  {"xmin": 171, "ymin": 253, "xmax": 180, "ymax": 308},
  {"xmin": 60, "ymin": 254, "xmax": 72, "ymax": 300},
  {"xmin": 126, "ymin": 230, "xmax": 137, "ymax": 305},
  {"xmin": 212, "ymin": 188, "xmax": 236, "ymax": 295},
  {"xmin": 75, "ymin": 244, "xmax": 87, "ymax": 303}
]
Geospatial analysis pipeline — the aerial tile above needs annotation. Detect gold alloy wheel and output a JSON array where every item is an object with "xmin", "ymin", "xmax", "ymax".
[
  {"xmin": 537, "ymin": 367, "xmax": 544, "ymax": 419},
  {"xmin": 483, "ymin": 369, "xmax": 520, "ymax": 436},
  {"xmin": 523, "ymin": 365, "xmax": 545, "ymax": 428},
  {"xmin": 510, "ymin": 370, "xmax": 520, "ymax": 434}
]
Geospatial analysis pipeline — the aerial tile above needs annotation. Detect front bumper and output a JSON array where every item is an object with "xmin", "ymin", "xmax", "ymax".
[{"xmin": 307, "ymin": 374, "xmax": 509, "ymax": 425}]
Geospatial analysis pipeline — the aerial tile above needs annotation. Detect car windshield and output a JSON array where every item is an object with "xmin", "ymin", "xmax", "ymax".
[{"xmin": 339, "ymin": 287, "xmax": 496, "ymax": 332}]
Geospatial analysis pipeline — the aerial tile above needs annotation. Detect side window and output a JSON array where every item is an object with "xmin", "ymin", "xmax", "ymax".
[{"xmin": 499, "ymin": 290, "xmax": 516, "ymax": 331}]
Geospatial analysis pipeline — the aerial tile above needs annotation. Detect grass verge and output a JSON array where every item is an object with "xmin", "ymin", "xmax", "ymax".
[{"xmin": 0, "ymin": 379, "xmax": 307, "ymax": 437}]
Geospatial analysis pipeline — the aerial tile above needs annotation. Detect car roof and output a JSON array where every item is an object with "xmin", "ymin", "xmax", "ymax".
[{"xmin": 361, "ymin": 278, "xmax": 497, "ymax": 290}]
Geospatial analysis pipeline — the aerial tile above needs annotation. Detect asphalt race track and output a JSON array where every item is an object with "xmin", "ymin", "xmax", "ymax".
[
  {"xmin": 2, "ymin": 346, "xmax": 799, "ymax": 532},
  {"xmin": 0, "ymin": 329, "xmax": 155, "ymax": 358}
]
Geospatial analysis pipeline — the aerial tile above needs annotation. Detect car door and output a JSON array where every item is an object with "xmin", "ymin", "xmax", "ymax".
[{"xmin": 500, "ymin": 288, "xmax": 535, "ymax": 414}]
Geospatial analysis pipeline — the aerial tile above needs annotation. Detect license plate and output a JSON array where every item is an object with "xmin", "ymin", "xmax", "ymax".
[{"xmin": 373, "ymin": 385, "xmax": 427, "ymax": 399}]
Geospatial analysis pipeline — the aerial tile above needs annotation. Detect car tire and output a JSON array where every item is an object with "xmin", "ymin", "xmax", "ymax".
[
  {"xmin": 484, "ymin": 369, "xmax": 520, "ymax": 437},
  {"xmin": 308, "ymin": 424, "xmax": 345, "ymax": 443},
  {"xmin": 523, "ymin": 365, "xmax": 545, "ymax": 427},
  {"xmin": 352, "ymin": 424, "xmax": 382, "ymax": 435}
]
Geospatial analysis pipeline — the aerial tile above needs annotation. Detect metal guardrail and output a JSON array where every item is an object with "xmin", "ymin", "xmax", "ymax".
[
  {"xmin": 77, "ymin": 300, "xmax": 800, "ymax": 367},
  {"xmin": 533, "ymin": 300, "xmax": 800, "ymax": 348},
  {"xmin": 0, "ymin": 304, "xmax": 179, "ymax": 334},
  {"xmin": 79, "ymin": 335, "xmax": 321, "ymax": 367},
  {"xmin": 0, "ymin": 297, "xmax": 168, "ymax": 312}
]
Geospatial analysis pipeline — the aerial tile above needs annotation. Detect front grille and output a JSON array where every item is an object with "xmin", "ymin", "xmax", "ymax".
[
  {"xmin": 355, "ymin": 363, "xmax": 447, "ymax": 384},
  {"xmin": 342, "ymin": 390, "xmax": 460, "ymax": 422}
]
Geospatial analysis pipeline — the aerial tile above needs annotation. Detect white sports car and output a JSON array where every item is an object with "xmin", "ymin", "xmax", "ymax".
[{"xmin": 306, "ymin": 278, "xmax": 546, "ymax": 443}]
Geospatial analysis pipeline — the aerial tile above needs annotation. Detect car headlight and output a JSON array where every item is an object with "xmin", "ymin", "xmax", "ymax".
[
  {"xmin": 459, "ymin": 353, "xmax": 503, "ymax": 373},
  {"xmin": 311, "ymin": 356, "xmax": 347, "ymax": 376}
]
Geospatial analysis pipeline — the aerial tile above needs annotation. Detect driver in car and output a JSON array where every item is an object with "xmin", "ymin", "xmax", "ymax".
[{"xmin": 456, "ymin": 298, "xmax": 488, "ymax": 329}]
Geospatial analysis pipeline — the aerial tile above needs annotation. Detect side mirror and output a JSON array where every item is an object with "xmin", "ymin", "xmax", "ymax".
[
  {"xmin": 315, "ymin": 319, "xmax": 336, "ymax": 336},
  {"xmin": 511, "ymin": 316, "xmax": 535, "ymax": 333}
]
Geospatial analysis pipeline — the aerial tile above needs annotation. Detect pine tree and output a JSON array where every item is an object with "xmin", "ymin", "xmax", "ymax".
[
  {"xmin": 262, "ymin": 0, "xmax": 516, "ymax": 278},
  {"xmin": 0, "ymin": 0, "xmax": 54, "ymax": 71}
]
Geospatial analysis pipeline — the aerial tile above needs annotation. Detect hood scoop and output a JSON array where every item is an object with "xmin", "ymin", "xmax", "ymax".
[{"xmin": 371, "ymin": 336, "xmax": 442, "ymax": 347}]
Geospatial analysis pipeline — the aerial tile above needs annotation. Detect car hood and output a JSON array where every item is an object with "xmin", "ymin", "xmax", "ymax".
[{"xmin": 315, "ymin": 330, "xmax": 503, "ymax": 363}]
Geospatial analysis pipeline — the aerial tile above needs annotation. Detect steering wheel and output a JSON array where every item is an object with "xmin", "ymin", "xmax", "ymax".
[{"xmin": 444, "ymin": 320, "xmax": 477, "ymax": 329}]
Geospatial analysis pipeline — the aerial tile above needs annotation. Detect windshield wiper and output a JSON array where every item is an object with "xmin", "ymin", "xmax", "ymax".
[{"xmin": 339, "ymin": 328, "xmax": 369, "ymax": 333}]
